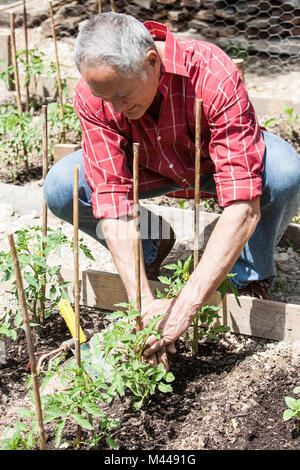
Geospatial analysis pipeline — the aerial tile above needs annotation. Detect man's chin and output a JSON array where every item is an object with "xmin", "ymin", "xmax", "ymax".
[{"xmin": 124, "ymin": 107, "xmax": 145, "ymax": 120}]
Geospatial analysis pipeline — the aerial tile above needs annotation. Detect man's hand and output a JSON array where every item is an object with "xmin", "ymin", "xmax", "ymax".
[{"xmin": 141, "ymin": 297, "xmax": 196, "ymax": 361}]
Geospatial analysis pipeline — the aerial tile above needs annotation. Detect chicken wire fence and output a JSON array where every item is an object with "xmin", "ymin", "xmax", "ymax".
[
  {"xmin": 203, "ymin": 0, "xmax": 300, "ymax": 74},
  {"xmin": 120, "ymin": 0, "xmax": 300, "ymax": 74}
]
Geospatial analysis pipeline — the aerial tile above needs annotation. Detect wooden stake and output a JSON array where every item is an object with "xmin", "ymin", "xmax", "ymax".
[
  {"xmin": 10, "ymin": 13, "xmax": 22, "ymax": 115},
  {"xmin": 193, "ymin": 98, "xmax": 202, "ymax": 356},
  {"xmin": 73, "ymin": 165, "xmax": 81, "ymax": 367},
  {"xmin": 49, "ymin": 0, "xmax": 65, "ymax": 143},
  {"xmin": 73, "ymin": 164, "xmax": 82, "ymax": 447},
  {"xmin": 133, "ymin": 143, "xmax": 142, "ymax": 331},
  {"xmin": 40, "ymin": 105, "xmax": 48, "ymax": 324},
  {"xmin": 110, "ymin": 0, "xmax": 116, "ymax": 12},
  {"xmin": 8, "ymin": 234, "xmax": 47, "ymax": 450},
  {"xmin": 22, "ymin": 0, "xmax": 30, "ymax": 112},
  {"xmin": 194, "ymin": 99, "xmax": 202, "ymax": 269},
  {"xmin": 10, "ymin": 12, "xmax": 29, "ymax": 172},
  {"xmin": 98, "ymin": 0, "xmax": 102, "ymax": 14}
]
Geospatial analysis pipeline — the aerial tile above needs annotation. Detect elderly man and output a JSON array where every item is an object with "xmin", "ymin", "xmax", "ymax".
[{"xmin": 44, "ymin": 13, "xmax": 300, "ymax": 366}]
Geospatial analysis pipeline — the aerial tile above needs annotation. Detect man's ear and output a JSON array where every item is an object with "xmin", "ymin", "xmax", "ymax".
[{"xmin": 145, "ymin": 49, "xmax": 160, "ymax": 71}]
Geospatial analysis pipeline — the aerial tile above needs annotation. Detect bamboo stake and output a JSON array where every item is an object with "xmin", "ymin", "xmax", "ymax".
[
  {"xmin": 40, "ymin": 105, "xmax": 48, "ymax": 324},
  {"xmin": 73, "ymin": 164, "xmax": 81, "ymax": 367},
  {"xmin": 110, "ymin": 0, "xmax": 116, "ymax": 12},
  {"xmin": 49, "ymin": 0, "xmax": 65, "ymax": 143},
  {"xmin": 10, "ymin": 13, "xmax": 22, "ymax": 115},
  {"xmin": 133, "ymin": 143, "xmax": 142, "ymax": 332},
  {"xmin": 8, "ymin": 233, "xmax": 47, "ymax": 450},
  {"xmin": 10, "ymin": 12, "xmax": 29, "ymax": 172},
  {"xmin": 73, "ymin": 164, "xmax": 82, "ymax": 447},
  {"xmin": 98, "ymin": 0, "xmax": 102, "ymax": 14},
  {"xmin": 22, "ymin": 0, "xmax": 30, "ymax": 112},
  {"xmin": 192, "ymin": 98, "xmax": 203, "ymax": 356}
]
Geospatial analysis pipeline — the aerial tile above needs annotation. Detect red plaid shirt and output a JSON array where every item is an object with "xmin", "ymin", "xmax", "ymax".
[{"xmin": 74, "ymin": 21, "xmax": 265, "ymax": 219}]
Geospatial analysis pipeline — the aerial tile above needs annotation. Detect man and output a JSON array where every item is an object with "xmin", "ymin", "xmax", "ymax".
[{"xmin": 44, "ymin": 13, "xmax": 300, "ymax": 368}]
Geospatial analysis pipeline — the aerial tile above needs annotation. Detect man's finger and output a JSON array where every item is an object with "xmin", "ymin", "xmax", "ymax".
[
  {"xmin": 143, "ymin": 335, "xmax": 167, "ymax": 357},
  {"xmin": 157, "ymin": 347, "xmax": 169, "ymax": 372},
  {"xmin": 167, "ymin": 342, "xmax": 176, "ymax": 354}
]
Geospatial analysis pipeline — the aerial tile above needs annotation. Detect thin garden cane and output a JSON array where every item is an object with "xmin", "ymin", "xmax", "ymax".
[
  {"xmin": 10, "ymin": 12, "xmax": 29, "ymax": 172},
  {"xmin": 49, "ymin": 0, "xmax": 66, "ymax": 143},
  {"xmin": 22, "ymin": 0, "xmax": 30, "ymax": 112},
  {"xmin": 133, "ymin": 142, "xmax": 142, "ymax": 333},
  {"xmin": 8, "ymin": 233, "xmax": 47, "ymax": 450},
  {"xmin": 40, "ymin": 105, "xmax": 48, "ymax": 324},
  {"xmin": 73, "ymin": 164, "xmax": 82, "ymax": 447},
  {"xmin": 192, "ymin": 98, "xmax": 203, "ymax": 356},
  {"xmin": 73, "ymin": 164, "xmax": 81, "ymax": 368},
  {"xmin": 98, "ymin": 0, "xmax": 102, "ymax": 14},
  {"xmin": 110, "ymin": 0, "xmax": 116, "ymax": 12}
]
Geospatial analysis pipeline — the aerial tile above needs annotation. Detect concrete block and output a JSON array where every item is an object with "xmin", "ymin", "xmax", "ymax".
[{"xmin": 53, "ymin": 143, "xmax": 80, "ymax": 163}]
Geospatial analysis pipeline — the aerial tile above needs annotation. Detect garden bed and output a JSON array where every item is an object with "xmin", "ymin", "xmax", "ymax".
[{"xmin": 1, "ymin": 305, "xmax": 300, "ymax": 450}]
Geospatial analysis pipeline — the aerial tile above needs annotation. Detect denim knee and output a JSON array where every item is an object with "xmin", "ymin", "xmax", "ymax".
[
  {"xmin": 43, "ymin": 164, "xmax": 73, "ymax": 220},
  {"xmin": 262, "ymin": 131, "xmax": 300, "ymax": 203}
]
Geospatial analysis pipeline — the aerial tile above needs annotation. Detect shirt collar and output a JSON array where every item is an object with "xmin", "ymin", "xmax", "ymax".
[{"xmin": 143, "ymin": 21, "xmax": 189, "ymax": 78}]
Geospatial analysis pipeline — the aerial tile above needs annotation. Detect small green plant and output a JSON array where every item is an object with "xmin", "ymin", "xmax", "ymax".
[
  {"xmin": 39, "ymin": 356, "xmax": 119, "ymax": 449},
  {"xmin": 47, "ymin": 101, "xmax": 82, "ymax": 145},
  {"xmin": 0, "ymin": 226, "xmax": 94, "ymax": 329},
  {"xmin": 0, "ymin": 310, "xmax": 18, "ymax": 341},
  {"xmin": 264, "ymin": 117, "xmax": 276, "ymax": 129},
  {"xmin": 177, "ymin": 198, "xmax": 185, "ymax": 209},
  {"xmin": 0, "ymin": 103, "xmax": 42, "ymax": 177},
  {"xmin": 101, "ymin": 300, "xmax": 175, "ymax": 410},
  {"xmin": 283, "ymin": 105, "xmax": 300, "ymax": 137},
  {"xmin": 0, "ymin": 420, "xmax": 38, "ymax": 450},
  {"xmin": 0, "ymin": 354, "xmax": 120, "ymax": 450},
  {"xmin": 156, "ymin": 256, "xmax": 240, "ymax": 352},
  {"xmin": 283, "ymin": 386, "xmax": 300, "ymax": 434}
]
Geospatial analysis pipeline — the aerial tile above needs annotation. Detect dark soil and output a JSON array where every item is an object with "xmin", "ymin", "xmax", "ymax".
[{"xmin": 1, "ymin": 306, "xmax": 299, "ymax": 451}]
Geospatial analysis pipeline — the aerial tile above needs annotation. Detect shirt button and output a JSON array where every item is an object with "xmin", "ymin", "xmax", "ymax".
[
  {"xmin": 157, "ymin": 135, "xmax": 161, "ymax": 141},
  {"xmin": 169, "ymin": 164, "xmax": 174, "ymax": 169},
  {"xmin": 182, "ymin": 178, "xmax": 187, "ymax": 183}
]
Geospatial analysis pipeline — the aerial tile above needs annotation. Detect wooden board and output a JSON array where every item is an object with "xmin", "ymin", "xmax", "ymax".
[{"xmin": 58, "ymin": 267, "xmax": 300, "ymax": 342}]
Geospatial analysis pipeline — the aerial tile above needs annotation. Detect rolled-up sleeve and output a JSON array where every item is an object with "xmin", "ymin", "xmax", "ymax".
[
  {"xmin": 74, "ymin": 85, "xmax": 134, "ymax": 219},
  {"xmin": 206, "ymin": 71, "xmax": 265, "ymax": 207}
]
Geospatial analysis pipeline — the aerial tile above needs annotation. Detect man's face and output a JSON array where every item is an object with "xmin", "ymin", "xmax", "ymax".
[{"xmin": 81, "ymin": 50, "xmax": 161, "ymax": 120}]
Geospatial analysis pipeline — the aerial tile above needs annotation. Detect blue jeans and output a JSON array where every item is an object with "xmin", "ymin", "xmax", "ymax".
[{"xmin": 43, "ymin": 131, "xmax": 300, "ymax": 288}]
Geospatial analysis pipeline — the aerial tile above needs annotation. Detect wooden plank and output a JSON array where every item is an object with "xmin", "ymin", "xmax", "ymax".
[
  {"xmin": 223, "ymin": 293, "xmax": 300, "ymax": 342},
  {"xmin": 53, "ymin": 143, "xmax": 80, "ymax": 163},
  {"xmin": 1, "ymin": 265, "xmax": 299, "ymax": 340},
  {"xmin": 58, "ymin": 267, "xmax": 300, "ymax": 342}
]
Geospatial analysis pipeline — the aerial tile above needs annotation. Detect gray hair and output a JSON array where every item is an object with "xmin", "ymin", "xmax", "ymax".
[{"xmin": 74, "ymin": 12, "xmax": 156, "ymax": 79}]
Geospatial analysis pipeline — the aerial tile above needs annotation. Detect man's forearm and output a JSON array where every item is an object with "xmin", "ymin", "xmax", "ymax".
[
  {"xmin": 177, "ymin": 198, "xmax": 261, "ymax": 319},
  {"xmin": 100, "ymin": 217, "xmax": 154, "ymax": 307}
]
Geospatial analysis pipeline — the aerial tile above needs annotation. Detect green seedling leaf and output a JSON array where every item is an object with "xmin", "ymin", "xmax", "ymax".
[
  {"xmin": 285, "ymin": 396, "xmax": 298, "ymax": 410},
  {"xmin": 106, "ymin": 436, "xmax": 119, "ymax": 449},
  {"xmin": 71, "ymin": 413, "xmax": 94, "ymax": 430},
  {"xmin": 283, "ymin": 409, "xmax": 296, "ymax": 421},
  {"xmin": 158, "ymin": 382, "xmax": 173, "ymax": 393}
]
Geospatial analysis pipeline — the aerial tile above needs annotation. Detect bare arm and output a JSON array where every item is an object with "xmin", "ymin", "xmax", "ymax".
[{"xmin": 142, "ymin": 197, "xmax": 261, "ymax": 355}]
